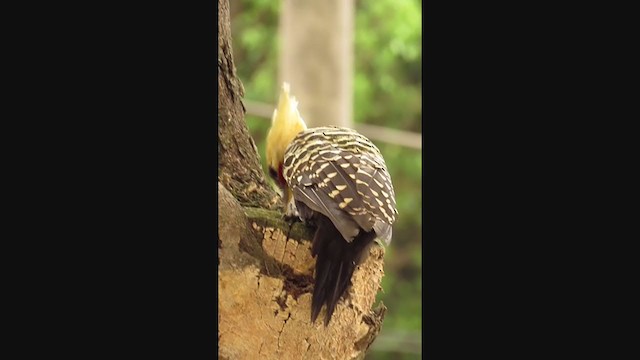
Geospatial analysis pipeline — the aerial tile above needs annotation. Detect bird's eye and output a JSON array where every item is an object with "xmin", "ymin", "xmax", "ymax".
[{"xmin": 268, "ymin": 167, "xmax": 278, "ymax": 180}]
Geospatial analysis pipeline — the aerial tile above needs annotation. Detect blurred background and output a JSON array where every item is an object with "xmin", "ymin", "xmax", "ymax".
[{"xmin": 230, "ymin": 0, "xmax": 422, "ymax": 357}]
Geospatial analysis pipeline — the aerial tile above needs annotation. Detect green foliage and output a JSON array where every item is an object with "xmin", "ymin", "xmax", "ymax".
[
  {"xmin": 230, "ymin": 1, "xmax": 422, "ymax": 357},
  {"xmin": 230, "ymin": 0, "xmax": 281, "ymax": 104},
  {"xmin": 354, "ymin": 0, "xmax": 422, "ymax": 133}
]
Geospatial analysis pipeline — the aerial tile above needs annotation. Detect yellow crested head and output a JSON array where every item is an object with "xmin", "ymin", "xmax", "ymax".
[{"xmin": 266, "ymin": 82, "xmax": 308, "ymax": 188}]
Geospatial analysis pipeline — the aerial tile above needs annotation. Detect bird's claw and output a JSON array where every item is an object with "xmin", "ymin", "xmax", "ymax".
[
  {"xmin": 283, "ymin": 213, "xmax": 301, "ymax": 223},
  {"xmin": 283, "ymin": 200, "xmax": 300, "ymax": 223}
]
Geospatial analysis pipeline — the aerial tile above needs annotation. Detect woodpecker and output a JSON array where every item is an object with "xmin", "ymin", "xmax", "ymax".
[{"xmin": 266, "ymin": 83, "xmax": 397, "ymax": 326}]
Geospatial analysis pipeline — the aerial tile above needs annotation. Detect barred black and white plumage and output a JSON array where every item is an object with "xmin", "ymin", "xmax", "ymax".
[
  {"xmin": 284, "ymin": 127, "xmax": 397, "ymax": 245},
  {"xmin": 265, "ymin": 83, "xmax": 397, "ymax": 326},
  {"xmin": 283, "ymin": 127, "xmax": 397, "ymax": 325}
]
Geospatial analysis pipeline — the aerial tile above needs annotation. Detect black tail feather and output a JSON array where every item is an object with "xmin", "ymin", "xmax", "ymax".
[{"xmin": 310, "ymin": 215, "xmax": 377, "ymax": 326}]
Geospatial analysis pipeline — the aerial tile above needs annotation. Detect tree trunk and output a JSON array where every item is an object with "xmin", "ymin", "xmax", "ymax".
[
  {"xmin": 218, "ymin": 1, "xmax": 386, "ymax": 358},
  {"xmin": 279, "ymin": 0, "xmax": 354, "ymax": 128}
]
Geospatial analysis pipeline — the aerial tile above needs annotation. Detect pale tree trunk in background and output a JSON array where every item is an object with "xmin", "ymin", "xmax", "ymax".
[
  {"xmin": 279, "ymin": 0, "xmax": 354, "ymax": 128},
  {"xmin": 218, "ymin": 0, "xmax": 386, "ymax": 359}
]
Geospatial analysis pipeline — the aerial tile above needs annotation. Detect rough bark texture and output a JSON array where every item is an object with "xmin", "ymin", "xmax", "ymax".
[
  {"xmin": 218, "ymin": 0, "xmax": 279, "ymax": 210},
  {"xmin": 218, "ymin": 0, "xmax": 386, "ymax": 358}
]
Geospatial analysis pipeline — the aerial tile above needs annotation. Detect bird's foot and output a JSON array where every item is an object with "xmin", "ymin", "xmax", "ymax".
[
  {"xmin": 283, "ymin": 213, "xmax": 300, "ymax": 223},
  {"xmin": 283, "ymin": 200, "xmax": 301, "ymax": 223}
]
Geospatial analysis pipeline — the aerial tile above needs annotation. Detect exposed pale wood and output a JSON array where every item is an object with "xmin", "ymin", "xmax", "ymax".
[{"xmin": 219, "ymin": 184, "xmax": 387, "ymax": 360}]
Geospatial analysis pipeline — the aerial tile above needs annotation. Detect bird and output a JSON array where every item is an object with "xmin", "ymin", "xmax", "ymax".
[{"xmin": 265, "ymin": 82, "xmax": 397, "ymax": 326}]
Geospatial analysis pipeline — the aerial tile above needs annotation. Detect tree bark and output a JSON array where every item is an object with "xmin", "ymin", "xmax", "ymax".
[
  {"xmin": 218, "ymin": 0, "xmax": 278, "ymax": 210},
  {"xmin": 218, "ymin": 1, "xmax": 386, "ymax": 358}
]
